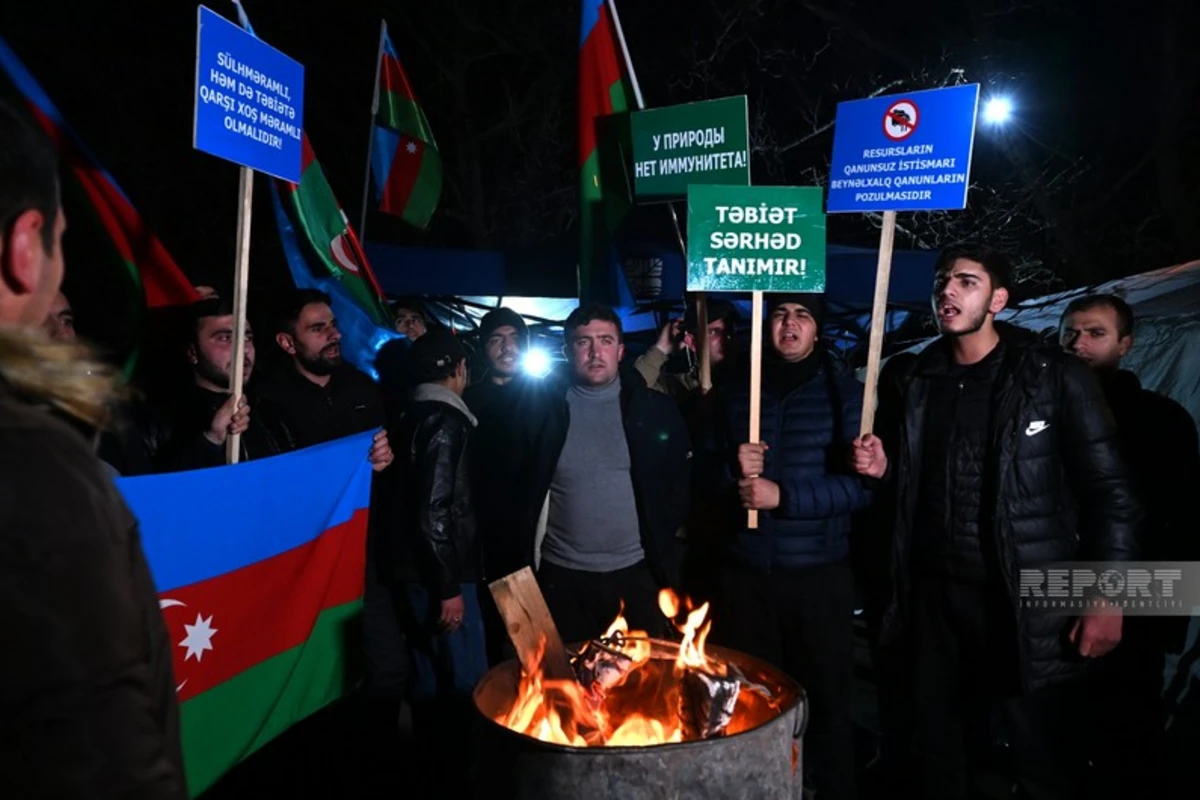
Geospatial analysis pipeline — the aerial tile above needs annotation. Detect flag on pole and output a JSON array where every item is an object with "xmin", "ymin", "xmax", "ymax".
[
  {"xmin": 121, "ymin": 432, "xmax": 374, "ymax": 797},
  {"xmin": 578, "ymin": 0, "xmax": 639, "ymax": 305},
  {"xmin": 369, "ymin": 23, "xmax": 442, "ymax": 229},
  {"xmin": 232, "ymin": 1, "xmax": 400, "ymax": 378},
  {"xmin": 0, "ymin": 35, "xmax": 199, "ymax": 373}
]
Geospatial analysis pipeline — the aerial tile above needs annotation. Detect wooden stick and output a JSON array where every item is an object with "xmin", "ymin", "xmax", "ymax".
[
  {"xmin": 226, "ymin": 166, "xmax": 254, "ymax": 465},
  {"xmin": 747, "ymin": 290, "xmax": 764, "ymax": 529},
  {"xmin": 488, "ymin": 567, "xmax": 575, "ymax": 681},
  {"xmin": 696, "ymin": 294, "xmax": 711, "ymax": 393},
  {"xmin": 859, "ymin": 210, "xmax": 897, "ymax": 437}
]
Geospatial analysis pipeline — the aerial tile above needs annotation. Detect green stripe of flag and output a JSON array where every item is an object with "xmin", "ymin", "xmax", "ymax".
[
  {"xmin": 180, "ymin": 599, "xmax": 362, "ymax": 797},
  {"xmin": 380, "ymin": 92, "xmax": 432, "ymax": 143},
  {"xmin": 400, "ymin": 147, "xmax": 443, "ymax": 230}
]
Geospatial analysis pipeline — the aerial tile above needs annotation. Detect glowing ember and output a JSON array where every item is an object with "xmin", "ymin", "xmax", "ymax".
[{"xmin": 493, "ymin": 590, "xmax": 782, "ymax": 747}]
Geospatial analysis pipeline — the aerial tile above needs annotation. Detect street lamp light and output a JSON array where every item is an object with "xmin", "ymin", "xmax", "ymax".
[{"xmin": 982, "ymin": 96, "xmax": 1014, "ymax": 125}]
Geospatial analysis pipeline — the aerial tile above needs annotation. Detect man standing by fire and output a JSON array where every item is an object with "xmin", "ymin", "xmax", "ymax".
[
  {"xmin": 702, "ymin": 293, "xmax": 869, "ymax": 800},
  {"xmin": 505, "ymin": 304, "xmax": 691, "ymax": 644},
  {"xmin": 852, "ymin": 244, "xmax": 1141, "ymax": 799},
  {"xmin": 375, "ymin": 328, "xmax": 486, "ymax": 793}
]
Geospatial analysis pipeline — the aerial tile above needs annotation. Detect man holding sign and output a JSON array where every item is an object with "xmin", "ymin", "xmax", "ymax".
[
  {"xmin": 703, "ymin": 293, "xmax": 870, "ymax": 800},
  {"xmin": 852, "ymin": 244, "xmax": 1140, "ymax": 798}
]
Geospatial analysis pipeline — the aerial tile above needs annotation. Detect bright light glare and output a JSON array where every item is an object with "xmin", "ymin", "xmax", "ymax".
[
  {"xmin": 983, "ymin": 96, "xmax": 1013, "ymax": 125},
  {"xmin": 522, "ymin": 348, "xmax": 553, "ymax": 379}
]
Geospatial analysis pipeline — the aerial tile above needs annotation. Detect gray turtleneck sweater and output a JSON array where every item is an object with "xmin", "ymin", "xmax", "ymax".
[{"xmin": 540, "ymin": 377, "xmax": 644, "ymax": 572}]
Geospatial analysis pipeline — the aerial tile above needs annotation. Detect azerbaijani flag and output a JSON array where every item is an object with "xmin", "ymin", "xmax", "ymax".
[
  {"xmin": 370, "ymin": 22, "xmax": 442, "ymax": 230},
  {"xmin": 275, "ymin": 135, "xmax": 395, "ymax": 330},
  {"xmin": 0, "ymin": 34, "xmax": 199, "ymax": 373},
  {"xmin": 578, "ymin": 0, "xmax": 639, "ymax": 305},
  {"xmin": 119, "ymin": 433, "xmax": 374, "ymax": 796}
]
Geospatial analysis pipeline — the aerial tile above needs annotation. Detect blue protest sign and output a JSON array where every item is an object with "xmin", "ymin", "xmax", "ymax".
[
  {"xmin": 193, "ymin": 6, "xmax": 304, "ymax": 182},
  {"xmin": 827, "ymin": 84, "xmax": 980, "ymax": 214}
]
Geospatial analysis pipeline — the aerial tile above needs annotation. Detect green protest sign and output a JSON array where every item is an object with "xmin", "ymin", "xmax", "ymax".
[
  {"xmin": 631, "ymin": 96, "xmax": 750, "ymax": 201},
  {"xmin": 686, "ymin": 185, "xmax": 826, "ymax": 293}
]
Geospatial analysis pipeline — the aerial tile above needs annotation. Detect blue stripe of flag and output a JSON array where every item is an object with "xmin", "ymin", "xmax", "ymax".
[
  {"xmin": 580, "ymin": 0, "xmax": 605, "ymax": 46},
  {"xmin": 118, "ymin": 432, "xmax": 375, "ymax": 593},
  {"xmin": 370, "ymin": 125, "xmax": 401, "ymax": 204}
]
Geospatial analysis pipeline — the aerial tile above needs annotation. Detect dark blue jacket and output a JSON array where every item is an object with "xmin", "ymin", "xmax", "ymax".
[{"xmin": 702, "ymin": 357, "xmax": 871, "ymax": 573}]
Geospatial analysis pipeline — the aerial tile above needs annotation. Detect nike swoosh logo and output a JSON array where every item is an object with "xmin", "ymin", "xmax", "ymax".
[{"xmin": 1025, "ymin": 421, "xmax": 1049, "ymax": 436}]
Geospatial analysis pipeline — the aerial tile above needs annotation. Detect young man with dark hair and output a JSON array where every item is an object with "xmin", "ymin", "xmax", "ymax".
[
  {"xmin": 1059, "ymin": 292, "xmax": 1199, "ymax": 799},
  {"xmin": 852, "ymin": 243, "xmax": 1141, "ymax": 798},
  {"xmin": 390, "ymin": 296, "xmax": 428, "ymax": 341},
  {"xmin": 371, "ymin": 328, "xmax": 486, "ymax": 790},
  {"xmin": 258, "ymin": 288, "xmax": 392, "ymax": 467},
  {"xmin": 501, "ymin": 303, "xmax": 691, "ymax": 643},
  {"xmin": 155, "ymin": 297, "xmax": 296, "ymax": 471},
  {"xmin": 703, "ymin": 292, "xmax": 870, "ymax": 800},
  {"xmin": 463, "ymin": 306, "xmax": 529, "ymax": 419},
  {"xmin": 0, "ymin": 100, "xmax": 186, "ymax": 797}
]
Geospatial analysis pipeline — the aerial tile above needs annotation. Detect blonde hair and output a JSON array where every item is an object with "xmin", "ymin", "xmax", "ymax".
[{"xmin": 0, "ymin": 326, "xmax": 124, "ymax": 429}]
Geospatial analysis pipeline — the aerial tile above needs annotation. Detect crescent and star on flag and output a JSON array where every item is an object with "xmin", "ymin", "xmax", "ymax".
[{"xmin": 159, "ymin": 598, "xmax": 219, "ymax": 693}]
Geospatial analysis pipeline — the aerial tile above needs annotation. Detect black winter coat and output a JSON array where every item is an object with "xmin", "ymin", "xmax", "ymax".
[
  {"xmin": 0, "ymin": 378, "xmax": 186, "ymax": 797},
  {"xmin": 496, "ymin": 367, "xmax": 692, "ymax": 588},
  {"xmin": 382, "ymin": 395, "xmax": 479, "ymax": 599},
  {"xmin": 154, "ymin": 385, "xmax": 296, "ymax": 472},
  {"xmin": 876, "ymin": 324, "xmax": 1141, "ymax": 692}
]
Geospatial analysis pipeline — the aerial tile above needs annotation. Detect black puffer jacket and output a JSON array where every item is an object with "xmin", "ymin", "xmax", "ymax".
[
  {"xmin": 876, "ymin": 324, "xmax": 1141, "ymax": 692},
  {"xmin": 381, "ymin": 389, "xmax": 479, "ymax": 599}
]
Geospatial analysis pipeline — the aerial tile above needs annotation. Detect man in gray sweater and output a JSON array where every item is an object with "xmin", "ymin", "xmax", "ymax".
[{"xmin": 507, "ymin": 304, "xmax": 691, "ymax": 644}]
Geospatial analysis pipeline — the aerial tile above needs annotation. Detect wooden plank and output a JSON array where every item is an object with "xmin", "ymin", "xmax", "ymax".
[
  {"xmin": 747, "ymin": 290, "xmax": 764, "ymax": 529},
  {"xmin": 859, "ymin": 210, "xmax": 896, "ymax": 437},
  {"xmin": 488, "ymin": 567, "xmax": 574, "ymax": 681},
  {"xmin": 226, "ymin": 165, "xmax": 254, "ymax": 465}
]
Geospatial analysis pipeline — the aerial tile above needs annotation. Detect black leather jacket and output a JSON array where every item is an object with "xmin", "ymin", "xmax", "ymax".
[
  {"xmin": 876, "ymin": 323, "xmax": 1142, "ymax": 692},
  {"xmin": 382, "ymin": 395, "xmax": 479, "ymax": 598}
]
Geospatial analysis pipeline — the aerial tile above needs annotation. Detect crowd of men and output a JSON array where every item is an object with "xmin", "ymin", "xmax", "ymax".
[{"xmin": 3, "ymin": 97, "xmax": 1198, "ymax": 800}]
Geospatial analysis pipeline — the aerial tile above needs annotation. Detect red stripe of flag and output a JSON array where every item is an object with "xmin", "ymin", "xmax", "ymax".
[
  {"xmin": 283, "ymin": 135, "xmax": 318, "ymax": 192},
  {"xmin": 159, "ymin": 509, "xmax": 368, "ymax": 703},
  {"xmin": 577, "ymin": 4, "xmax": 623, "ymax": 168},
  {"xmin": 380, "ymin": 54, "xmax": 416, "ymax": 103},
  {"xmin": 380, "ymin": 136, "xmax": 426, "ymax": 217},
  {"xmin": 27, "ymin": 106, "xmax": 198, "ymax": 309}
]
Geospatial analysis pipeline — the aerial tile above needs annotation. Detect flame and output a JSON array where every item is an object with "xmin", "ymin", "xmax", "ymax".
[{"xmin": 495, "ymin": 594, "xmax": 779, "ymax": 747}]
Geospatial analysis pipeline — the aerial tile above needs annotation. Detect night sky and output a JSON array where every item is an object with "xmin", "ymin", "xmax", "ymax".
[{"xmin": 3, "ymin": 0, "xmax": 1198, "ymax": 303}]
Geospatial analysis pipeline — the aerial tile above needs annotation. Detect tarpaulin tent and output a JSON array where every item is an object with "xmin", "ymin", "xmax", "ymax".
[{"xmin": 364, "ymin": 240, "xmax": 939, "ymax": 349}]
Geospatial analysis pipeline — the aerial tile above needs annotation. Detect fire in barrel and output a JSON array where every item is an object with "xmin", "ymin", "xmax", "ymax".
[{"xmin": 474, "ymin": 577, "xmax": 808, "ymax": 799}]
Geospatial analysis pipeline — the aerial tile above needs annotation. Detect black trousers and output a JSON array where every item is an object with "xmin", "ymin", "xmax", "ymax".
[
  {"xmin": 910, "ymin": 576, "xmax": 1088, "ymax": 800},
  {"xmin": 536, "ymin": 560, "xmax": 667, "ymax": 645},
  {"xmin": 715, "ymin": 560, "xmax": 858, "ymax": 800},
  {"xmin": 1084, "ymin": 619, "xmax": 1169, "ymax": 799}
]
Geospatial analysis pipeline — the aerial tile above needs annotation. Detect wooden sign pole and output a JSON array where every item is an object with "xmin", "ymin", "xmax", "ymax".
[
  {"xmin": 859, "ymin": 210, "xmax": 896, "ymax": 437},
  {"xmin": 696, "ymin": 294, "xmax": 711, "ymax": 392},
  {"xmin": 747, "ymin": 290, "xmax": 764, "ymax": 529},
  {"xmin": 226, "ymin": 166, "xmax": 254, "ymax": 465}
]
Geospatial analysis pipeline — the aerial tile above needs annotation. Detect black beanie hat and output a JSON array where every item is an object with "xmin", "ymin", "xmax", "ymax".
[
  {"xmin": 766, "ymin": 292, "xmax": 826, "ymax": 328},
  {"xmin": 409, "ymin": 328, "xmax": 467, "ymax": 382},
  {"xmin": 478, "ymin": 307, "xmax": 528, "ymax": 345}
]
